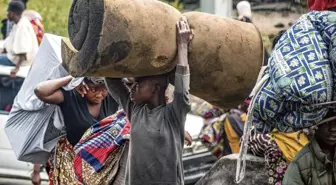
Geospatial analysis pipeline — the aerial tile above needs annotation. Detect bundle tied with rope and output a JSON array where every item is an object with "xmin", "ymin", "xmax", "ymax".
[
  {"xmin": 61, "ymin": 0, "xmax": 264, "ymax": 110},
  {"xmin": 236, "ymin": 11, "xmax": 336, "ymax": 183}
]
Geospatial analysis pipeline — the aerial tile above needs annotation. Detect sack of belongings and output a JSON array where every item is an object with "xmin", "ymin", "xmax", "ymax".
[
  {"xmin": 61, "ymin": 0, "xmax": 264, "ymax": 110},
  {"xmin": 252, "ymin": 11, "xmax": 336, "ymax": 133},
  {"xmin": 73, "ymin": 110, "xmax": 130, "ymax": 185},
  {"xmin": 5, "ymin": 34, "xmax": 84, "ymax": 163}
]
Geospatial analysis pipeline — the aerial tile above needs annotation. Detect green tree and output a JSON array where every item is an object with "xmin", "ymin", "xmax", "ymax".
[
  {"xmin": 0, "ymin": 0, "xmax": 182, "ymax": 37},
  {"xmin": 0, "ymin": 0, "xmax": 72, "ymax": 37}
]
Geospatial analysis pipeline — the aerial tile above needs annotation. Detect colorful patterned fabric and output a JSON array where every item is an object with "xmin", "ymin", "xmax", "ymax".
[
  {"xmin": 252, "ymin": 11, "xmax": 336, "ymax": 133},
  {"xmin": 265, "ymin": 140, "xmax": 288, "ymax": 185},
  {"xmin": 30, "ymin": 19, "xmax": 44, "ymax": 45},
  {"xmin": 247, "ymin": 132, "xmax": 288, "ymax": 185},
  {"xmin": 199, "ymin": 109, "xmax": 245, "ymax": 158},
  {"xmin": 195, "ymin": 101, "xmax": 223, "ymax": 120},
  {"xmin": 224, "ymin": 111, "xmax": 246, "ymax": 154},
  {"xmin": 271, "ymin": 131, "xmax": 309, "ymax": 162},
  {"xmin": 73, "ymin": 110, "xmax": 130, "ymax": 182},
  {"xmin": 199, "ymin": 116, "xmax": 226, "ymax": 157},
  {"xmin": 75, "ymin": 145, "xmax": 125, "ymax": 185},
  {"xmin": 247, "ymin": 131, "xmax": 271, "ymax": 157},
  {"xmin": 23, "ymin": 10, "xmax": 44, "ymax": 45},
  {"xmin": 48, "ymin": 137, "xmax": 80, "ymax": 185},
  {"xmin": 308, "ymin": 0, "xmax": 336, "ymax": 11}
]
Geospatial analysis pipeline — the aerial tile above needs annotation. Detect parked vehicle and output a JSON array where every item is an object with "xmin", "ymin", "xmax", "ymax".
[
  {"xmin": 0, "ymin": 70, "xmax": 49, "ymax": 183},
  {"xmin": 183, "ymin": 114, "xmax": 217, "ymax": 185}
]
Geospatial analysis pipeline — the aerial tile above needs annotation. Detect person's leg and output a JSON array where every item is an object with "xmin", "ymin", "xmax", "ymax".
[{"xmin": 0, "ymin": 54, "xmax": 15, "ymax": 66}]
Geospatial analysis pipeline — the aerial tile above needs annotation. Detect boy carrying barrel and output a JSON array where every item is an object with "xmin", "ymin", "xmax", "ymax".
[{"xmin": 105, "ymin": 20, "xmax": 193, "ymax": 185}]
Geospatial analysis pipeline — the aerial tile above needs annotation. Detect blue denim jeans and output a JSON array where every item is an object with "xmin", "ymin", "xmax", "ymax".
[{"xmin": 0, "ymin": 53, "xmax": 15, "ymax": 66}]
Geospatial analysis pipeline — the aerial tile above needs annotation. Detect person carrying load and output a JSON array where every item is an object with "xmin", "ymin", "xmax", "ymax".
[
  {"xmin": 0, "ymin": 1, "xmax": 38, "ymax": 78},
  {"xmin": 2, "ymin": 0, "xmax": 44, "ymax": 45},
  {"xmin": 34, "ymin": 77, "xmax": 120, "ymax": 185},
  {"xmin": 282, "ymin": 1, "xmax": 336, "ymax": 185},
  {"xmin": 236, "ymin": 0, "xmax": 336, "ymax": 182}
]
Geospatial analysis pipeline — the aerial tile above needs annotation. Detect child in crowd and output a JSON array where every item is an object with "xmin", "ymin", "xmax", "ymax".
[
  {"xmin": 283, "ymin": 110, "xmax": 336, "ymax": 185},
  {"xmin": 105, "ymin": 20, "xmax": 192, "ymax": 185}
]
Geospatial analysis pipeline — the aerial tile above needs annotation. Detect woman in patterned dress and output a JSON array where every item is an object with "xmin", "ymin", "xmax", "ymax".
[
  {"xmin": 247, "ymin": 31, "xmax": 309, "ymax": 185},
  {"xmin": 33, "ymin": 77, "xmax": 119, "ymax": 185}
]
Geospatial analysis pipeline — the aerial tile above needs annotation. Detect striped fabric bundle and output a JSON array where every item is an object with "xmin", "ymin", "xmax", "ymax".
[
  {"xmin": 73, "ymin": 110, "xmax": 130, "ymax": 183},
  {"xmin": 247, "ymin": 131, "xmax": 271, "ymax": 157}
]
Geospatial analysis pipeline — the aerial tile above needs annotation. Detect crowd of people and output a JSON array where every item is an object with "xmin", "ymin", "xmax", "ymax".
[
  {"xmin": 0, "ymin": 0, "xmax": 336, "ymax": 185},
  {"xmin": 196, "ymin": 1, "xmax": 336, "ymax": 185}
]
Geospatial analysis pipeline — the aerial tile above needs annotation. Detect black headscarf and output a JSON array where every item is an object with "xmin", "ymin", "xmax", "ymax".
[
  {"xmin": 7, "ymin": 1, "xmax": 25, "ymax": 13},
  {"xmin": 84, "ymin": 77, "xmax": 105, "ymax": 85},
  {"xmin": 272, "ymin": 30, "xmax": 287, "ymax": 49}
]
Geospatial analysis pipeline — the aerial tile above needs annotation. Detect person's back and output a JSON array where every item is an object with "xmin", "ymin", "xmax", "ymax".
[
  {"xmin": 22, "ymin": 10, "xmax": 44, "ymax": 45},
  {"xmin": 125, "ymin": 97, "xmax": 188, "ymax": 184},
  {"xmin": 5, "ymin": 16, "xmax": 38, "ymax": 66},
  {"xmin": 0, "ymin": 1, "xmax": 39, "ymax": 78},
  {"xmin": 283, "ymin": 111, "xmax": 336, "ymax": 185}
]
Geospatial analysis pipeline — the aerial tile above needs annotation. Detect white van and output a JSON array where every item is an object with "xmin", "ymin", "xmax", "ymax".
[{"xmin": 0, "ymin": 40, "xmax": 48, "ymax": 184}]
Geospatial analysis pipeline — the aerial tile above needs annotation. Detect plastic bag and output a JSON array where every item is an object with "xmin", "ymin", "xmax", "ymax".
[{"xmin": 5, "ymin": 34, "xmax": 83, "ymax": 163}]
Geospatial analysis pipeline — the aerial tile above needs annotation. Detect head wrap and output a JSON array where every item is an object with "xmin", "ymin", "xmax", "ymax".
[
  {"xmin": 7, "ymin": 1, "xmax": 25, "ymax": 13},
  {"xmin": 12, "ymin": 0, "xmax": 28, "ymax": 9},
  {"xmin": 196, "ymin": 101, "xmax": 223, "ymax": 120},
  {"xmin": 308, "ymin": 0, "xmax": 336, "ymax": 11},
  {"xmin": 85, "ymin": 77, "xmax": 105, "ymax": 85},
  {"xmin": 237, "ymin": 1, "xmax": 252, "ymax": 20}
]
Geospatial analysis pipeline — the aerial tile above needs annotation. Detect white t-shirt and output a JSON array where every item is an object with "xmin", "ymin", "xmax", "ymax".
[{"xmin": 4, "ymin": 17, "xmax": 38, "ymax": 66}]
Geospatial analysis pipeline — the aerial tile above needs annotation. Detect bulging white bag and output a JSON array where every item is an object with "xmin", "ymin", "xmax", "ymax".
[{"xmin": 5, "ymin": 34, "xmax": 83, "ymax": 163}]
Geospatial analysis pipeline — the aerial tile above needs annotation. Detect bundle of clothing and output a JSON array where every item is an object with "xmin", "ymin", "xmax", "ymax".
[
  {"xmin": 252, "ymin": 10, "xmax": 336, "ymax": 133},
  {"xmin": 73, "ymin": 110, "xmax": 130, "ymax": 184},
  {"xmin": 49, "ymin": 110, "xmax": 130, "ymax": 185},
  {"xmin": 197, "ymin": 101, "xmax": 245, "ymax": 158},
  {"xmin": 247, "ymin": 130, "xmax": 308, "ymax": 185}
]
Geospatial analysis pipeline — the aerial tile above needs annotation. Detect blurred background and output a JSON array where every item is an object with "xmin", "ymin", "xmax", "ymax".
[{"xmin": 0, "ymin": 0, "xmax": 308, "ymax": 51}]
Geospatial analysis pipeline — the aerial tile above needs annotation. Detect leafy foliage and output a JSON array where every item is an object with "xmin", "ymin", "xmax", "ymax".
[
  {"xmin": 0, "ymin": 0, "xmax": 72, "ymax": 37},
  {"xmin": 0, "ymin": 0, "xmax": 181, "ymax": 37},
  {"xmin": 0, "ymin": 0, "xmax": 272, "ymax": 50}
]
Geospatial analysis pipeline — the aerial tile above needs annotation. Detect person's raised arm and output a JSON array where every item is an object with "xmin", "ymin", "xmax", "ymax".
[
  {"xmin": 104, "ymin": 78, "xmax": 134, "ymax": 116},
  {"xmin": 171, "ymin": 20, "xmax": 193, "ymax": 122},
  {"xmin": 34, "ymin": 75, "xmax": 73, "ymax": 105}
]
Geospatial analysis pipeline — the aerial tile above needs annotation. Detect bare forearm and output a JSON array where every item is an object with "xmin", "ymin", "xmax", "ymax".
[
  {"xmin": 33, "ymin": 164, "xmax": 41, "ymax": 173},
  {"xmin": 35, "ymin": 76, "xmax": 72, "ymax": 97},
  {"xmin": 177, "ymin": 45, "xmax": 189, "ymax": 66},
  {"xmin": 15, "ymin": 54, "xmax": 26, "ymax": 68}
]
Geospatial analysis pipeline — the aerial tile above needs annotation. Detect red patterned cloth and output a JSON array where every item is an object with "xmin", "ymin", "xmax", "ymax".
[
  {"xmin": 48, "ymin": 137, "xmax": 80, "ymax": 185},
  {"xmin": 30, "ymin": 19, "xmax": 44, "ymax": 45},
  {"xmin": 73, "ymin": 110, "xmax": 130, "ymax": 182},
  {"xmin": 23, "ymin": 10, "xmax": 44, "ymax": 45},
  {"xmin": 308, "ymin": 0, "xmax": 336, "ymax": 11}
]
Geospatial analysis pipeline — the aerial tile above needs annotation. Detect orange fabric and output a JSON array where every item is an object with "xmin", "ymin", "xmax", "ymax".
[
  {"xmin": 223, "ymin": 113, "xmax": 246, "ymax": 154},
  {"xmin": 271, "ymin": 131, "xmax": 309, "ymax": 162}
]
